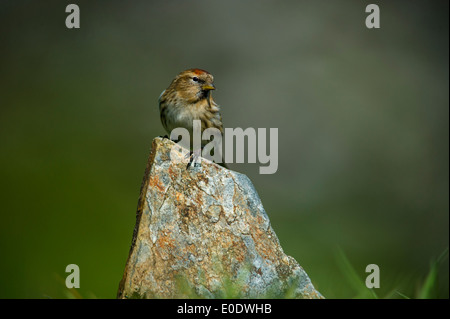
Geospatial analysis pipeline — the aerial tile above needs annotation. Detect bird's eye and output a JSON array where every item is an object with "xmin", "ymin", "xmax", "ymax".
[{"xmin": 192, "ymin": 77, "xmax": 199, "ymax": 82}]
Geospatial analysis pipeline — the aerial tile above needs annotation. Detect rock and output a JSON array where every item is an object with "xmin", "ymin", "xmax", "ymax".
[{"xmin": 117, "ymin": 137, "xmax": 323, "ymax": 299}]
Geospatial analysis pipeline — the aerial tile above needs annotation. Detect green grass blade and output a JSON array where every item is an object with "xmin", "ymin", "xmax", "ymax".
[
  {"xmin": 335, "ymin": 247, "xmax": 378, "ymax": 299},
  {"xmin": 418, "ymin": 247, "xmax": 448, "ymax": 299}
]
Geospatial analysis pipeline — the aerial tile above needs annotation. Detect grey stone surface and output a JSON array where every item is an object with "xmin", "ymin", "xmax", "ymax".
[{"xmin": 117, "ymin": 137, "xmax": 323, "ymax": 299}]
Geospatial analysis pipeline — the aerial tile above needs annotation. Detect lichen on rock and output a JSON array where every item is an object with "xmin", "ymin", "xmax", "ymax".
[{"xmin": 117, "ymin": 137, "xmax": 323, "ymax": 299}]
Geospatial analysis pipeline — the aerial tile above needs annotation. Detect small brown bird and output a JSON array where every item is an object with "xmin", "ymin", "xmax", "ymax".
[{"xmin": 159, "ymin": 68, "xmax": 226, "ymax": 167}]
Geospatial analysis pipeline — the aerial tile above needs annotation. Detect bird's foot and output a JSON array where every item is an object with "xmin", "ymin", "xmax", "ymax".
[
  {"xmin": 159, "ymin": 135, "xmax": 182, "ymax": 143},
  {"xmin": 186, "ymin": 149, "xmax": 202, "ymax": 169}
]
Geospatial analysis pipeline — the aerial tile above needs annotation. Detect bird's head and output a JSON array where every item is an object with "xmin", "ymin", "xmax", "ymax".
[{"xmin": 171, "ymin": 69, "xmax": 216, "ymax": 102}]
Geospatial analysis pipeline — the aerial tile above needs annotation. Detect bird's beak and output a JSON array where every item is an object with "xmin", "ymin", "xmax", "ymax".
[{"xmin": 202, "ymin": 84, "xmax": 216, "ymax": 91}]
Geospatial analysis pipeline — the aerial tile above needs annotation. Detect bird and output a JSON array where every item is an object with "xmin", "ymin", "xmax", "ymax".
[{"xmin": 158, "ymin": 68, "xmax": 227, "ymax": 168}]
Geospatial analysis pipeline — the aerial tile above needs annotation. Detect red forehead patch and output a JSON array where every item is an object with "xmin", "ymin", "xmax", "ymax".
[{"xmin": 191, "ymin": 68, "xmax": 209, "ymax": 75}]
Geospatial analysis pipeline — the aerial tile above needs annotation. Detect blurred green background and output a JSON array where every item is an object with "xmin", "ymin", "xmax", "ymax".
[{"xmin": 0, "ymin": 0, "xmax": 448, "ymax": 299}]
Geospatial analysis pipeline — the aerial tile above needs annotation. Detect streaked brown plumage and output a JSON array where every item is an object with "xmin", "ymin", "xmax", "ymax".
[{"xmin": 159, "ymin": 68, "xmax": 226, "ymax": 166}]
